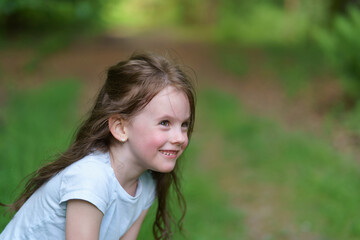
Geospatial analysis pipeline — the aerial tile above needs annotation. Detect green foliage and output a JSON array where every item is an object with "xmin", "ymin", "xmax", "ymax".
[
  {"xmin": 101, "ymin": 0, "xmax": 178, "ymax": 28},
  {"xmin": 200, "ymin": 89, "xmax": 360, "ymax": 239},
  {"xmin": 215, "ymin": 1, "xmax": 310, "ymax": 46},
  {"xmin": 313, "ymin": 6, "xmax": 360, "ymax": 98},
  {"xmin": 100, "ymin": 0, "xmax": 210, "ymax": 30},
  {"xmin": 0, "ymin": 0, "xmax": 107, "ymax": 35},
  {"xmin": 0, "ymin": 80, "xmax": 81, "ymax": 229}
]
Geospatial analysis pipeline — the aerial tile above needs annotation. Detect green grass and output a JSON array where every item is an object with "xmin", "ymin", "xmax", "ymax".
[
  {"xmin": 3, "ymin": 79, "xmax": 359, "ymax": 239},
  {"xmin": 200, "ymin": 89, "xmax": 360, "ymax": 239},
  {"xmin": 263, "ymin": 44, "xmax": 327, "ymax": 97},
  {"xmin": 0, "ymin": 80, "xmax": 81, "ymax": 229}
]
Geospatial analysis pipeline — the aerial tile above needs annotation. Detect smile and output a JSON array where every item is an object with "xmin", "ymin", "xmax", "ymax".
[{"xmin": 159, "ymin": 150, "xmax": 178, "ymax": 157}]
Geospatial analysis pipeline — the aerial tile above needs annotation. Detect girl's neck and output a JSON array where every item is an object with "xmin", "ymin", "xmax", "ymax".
[{"xmin": 109, "ymin": 144, "xmax": 144, "ymax": 197}]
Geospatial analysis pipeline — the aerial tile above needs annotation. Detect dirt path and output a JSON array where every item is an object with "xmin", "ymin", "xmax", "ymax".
[{"xmin": 0, "ymin": 30, "xmax": 341, "ymax": 131}]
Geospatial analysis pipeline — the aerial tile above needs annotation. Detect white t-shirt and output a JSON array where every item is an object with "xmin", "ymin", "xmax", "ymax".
[{"xmin": 0, "ymin": 151, "xmax": 156, "ymax": 240}]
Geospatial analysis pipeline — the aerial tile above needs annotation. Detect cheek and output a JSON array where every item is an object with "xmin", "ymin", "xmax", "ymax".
[
  {"xmin": 143, "ymin": 133, "xmax": 168, "ymax": 150},
  {"xmin": 182, "ymin": 138, "xmax": 189, "ymax": 151}
]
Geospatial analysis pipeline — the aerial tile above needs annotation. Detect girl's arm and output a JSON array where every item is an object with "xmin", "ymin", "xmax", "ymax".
[
  {"xmin": 66, "ymin": 199, "xmax": 103, "ymax": 240},
  {"xmin": 120, "ymin": 209, "xmax": 149, "ymax": 240}
]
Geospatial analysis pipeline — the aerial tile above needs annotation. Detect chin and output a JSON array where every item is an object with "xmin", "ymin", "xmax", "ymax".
[
  {"xmin": 158, "ymin": 167, "xmax": 176, "ymax": 173},
  {"xmin": 154, "ymin": 163, "xmax": 176, "ymax": 173}
]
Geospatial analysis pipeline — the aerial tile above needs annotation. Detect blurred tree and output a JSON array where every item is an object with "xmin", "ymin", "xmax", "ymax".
[
  {"xmin": 330, "ymin": 0, "xmax": 360, "ymax": 18},
  {"xmin": 0, "ymin": 0, "xmax": 109, "ymax": 36},
  {"xmin": 314, "ymin": 5, "xmax": 360, "ymax": 98},
  {"xmin": 174, "ymin": 0, "xmax": 218, "ymax": 26}
]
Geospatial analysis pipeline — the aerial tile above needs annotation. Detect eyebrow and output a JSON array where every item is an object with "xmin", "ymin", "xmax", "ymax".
[{"xmin": 156, "ymin": 114, "xmax": 191, "ymax": 122}]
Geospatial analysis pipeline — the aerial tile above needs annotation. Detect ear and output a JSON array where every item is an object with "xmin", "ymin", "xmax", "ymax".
[{"xmin": 109, "ymin": 115, "xmax": 128, "ymax": 143}]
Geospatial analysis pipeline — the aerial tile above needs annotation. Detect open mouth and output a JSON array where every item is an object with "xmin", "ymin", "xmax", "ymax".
[{"xmin": 159, "ymin": 150, "xmax": 178, "ymax": 157}]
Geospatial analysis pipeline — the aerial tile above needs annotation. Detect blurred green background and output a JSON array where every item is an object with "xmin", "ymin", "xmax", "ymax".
[{"xmin": 1, "ymin": 0, "xmax": 360, "ymax": 239}]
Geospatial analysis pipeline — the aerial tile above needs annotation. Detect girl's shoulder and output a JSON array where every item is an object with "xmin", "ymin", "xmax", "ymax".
[
  {"xmin": 60, "ymin": 151, "xmax": 114, "ymax": 193},
  {"xmin": 70, "ymin": 150, "xmax": 110, "ymax": 166},
  {"xmin": 64, "ymin": 151, "xmax": 112, "ymax": 174},
  {"xmin": 59, "ymin": 151, "xmax": 114, "ymax": 213},
  {"xmin": 62, "ymin": 152, "xmax": 113, "ymax": 184}
]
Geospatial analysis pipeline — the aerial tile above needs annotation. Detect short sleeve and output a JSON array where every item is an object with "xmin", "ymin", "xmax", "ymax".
[{"xmin": 59, "ymin": 159, "xmax": 111, "ymax": 214}]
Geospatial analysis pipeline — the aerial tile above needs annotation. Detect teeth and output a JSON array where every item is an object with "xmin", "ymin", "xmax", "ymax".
[{"xmin": 160, "ymin": 151, "xmax": 176, "ymax": 156}]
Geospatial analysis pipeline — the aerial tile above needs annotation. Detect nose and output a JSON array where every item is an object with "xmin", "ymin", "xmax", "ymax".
[{"xmin": 170, "ymin": 127, "xmax": 187, "ymax": 146}]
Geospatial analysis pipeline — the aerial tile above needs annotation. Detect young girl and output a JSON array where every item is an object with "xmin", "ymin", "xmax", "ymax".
[{"xmin": 0, "ymin": 52, "xmax": 196, "ymax": 240}]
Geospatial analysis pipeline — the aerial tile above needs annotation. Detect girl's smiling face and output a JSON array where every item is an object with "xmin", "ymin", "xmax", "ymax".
[{"xmin": 124, "ymin": 86, "xmax": 191, "ymax": 173}]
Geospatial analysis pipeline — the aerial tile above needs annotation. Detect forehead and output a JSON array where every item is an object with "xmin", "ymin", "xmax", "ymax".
[{"xmin": 139, "ymin": 86, "xmax": 191, "ymax": 119}]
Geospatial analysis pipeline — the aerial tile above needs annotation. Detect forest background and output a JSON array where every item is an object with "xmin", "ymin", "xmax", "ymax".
[{"xmin": 1, "ymin": 0, "xmax": 360, "ymax": 239}]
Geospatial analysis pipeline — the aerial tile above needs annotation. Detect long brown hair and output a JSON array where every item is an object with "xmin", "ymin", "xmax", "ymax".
[{"xmin": 3, "ymin": 52, "xmax": 196, "ymax": 239}]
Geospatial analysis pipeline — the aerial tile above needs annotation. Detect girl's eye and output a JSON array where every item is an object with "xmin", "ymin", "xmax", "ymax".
[
  {"xmin": 182, "ymin": 121, "xmax": 189, "ymax": 128},
  {"xmin": 160, "ymin": 120, "xmax": 170, "ymax": 127}
]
